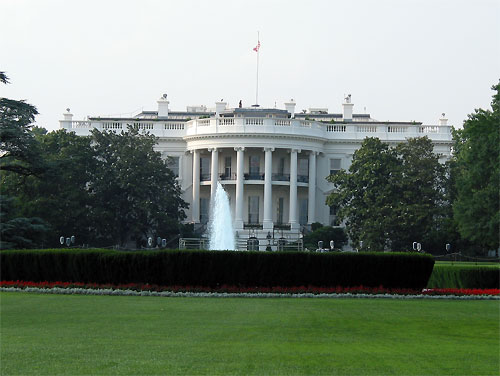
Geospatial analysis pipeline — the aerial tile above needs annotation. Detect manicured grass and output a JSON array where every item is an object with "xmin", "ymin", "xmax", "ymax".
[
  {"xmin": 435, "ymin": 261, "xmax": 499, "ymax": 268},
  {"xmin": 1, "ymin": 293, "xmax": 499, "ymax": 375}
]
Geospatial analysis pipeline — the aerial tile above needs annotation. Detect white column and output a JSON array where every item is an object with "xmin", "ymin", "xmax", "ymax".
[
  {"xmin": 263, "ymin": 147, "xmax": 274, "ymax": 230},
  {"xmin": 209, "ymin": 148, "xmax": 219, "ymax": 200},
  {"xmin": 234, "ymin": 147, "xmax": 245, "ymax": 229},
  {"xmin": 289, "ymin": 149, "xmax": 299, "ymax": 230},
  {"xmin": 192, "ymin": 149, "xmax": 200, "ymax": 223},
  {"xmin": 307, "ymin": 151, "xmax": 317, "ymax": 225}
]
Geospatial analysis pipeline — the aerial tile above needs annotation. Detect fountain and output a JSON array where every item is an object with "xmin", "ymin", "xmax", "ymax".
[{"xmin": 208, "ymin": 182, "xmax": 236, "ymax": 250}]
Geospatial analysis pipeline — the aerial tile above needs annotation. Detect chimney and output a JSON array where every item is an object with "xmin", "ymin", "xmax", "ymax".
[
  {"xmin": 342, "ymin": 94, "xmax": 353, "ymax": 121},
  {"xmin": 215, "ymin": 100, "xmax": 227, "ymax": 117},
  {"xmin": 438, "ymin": 113, "xmax": 448, "ymax": 126},
  {"xmin": 60, "ymin": 108, "xmax": 73, "ymax": 129},
  {"xmin": 284, "ymin": 99, "xmax": 296, "ymax": 118},
  {"xmin": 157, "ymin": 94, "xmax": 169, "ymax": 118}
]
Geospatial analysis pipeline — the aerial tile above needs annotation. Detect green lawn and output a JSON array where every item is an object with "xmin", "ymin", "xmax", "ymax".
[
  {"xmin": 1, "ymin": 292, "xmax": 499, "ymax": 375},
  {"xmin": 435, "ymin": 261, "xmax": 500, "ymax": 268}
]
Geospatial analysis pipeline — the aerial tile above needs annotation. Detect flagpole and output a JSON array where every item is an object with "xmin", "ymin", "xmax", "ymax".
[{"xmin": 256, "ymin": 31, "xmax": 259, "ymax": 106}]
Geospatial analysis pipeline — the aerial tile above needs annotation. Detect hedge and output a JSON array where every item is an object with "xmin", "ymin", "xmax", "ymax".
[
  {"xmin": 427, "ymin": 264, "xmax": 499, "ymax": 289},
  {"xmin": 0, "ymin": 249, "xmax": 435, "ymax": 289}
]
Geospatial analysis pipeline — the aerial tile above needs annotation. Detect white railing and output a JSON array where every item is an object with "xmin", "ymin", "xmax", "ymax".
[
  {"xmin": 71, "ymin": 121, "xmax": 92, "ymax": 128},
  {"xmin": 300, "ymin": 121, "xmax": 311, "ymax": 128},
  {"xmin": 102, "ymin": 122, "xmax": 123, "ymax": 130},
  {"xmin": 64, "ymin": 117, "xmax": 451, "ymax": 144},
  {"xmin": 419, "ymin": 126, "xmax": 439, "ymax": 133},
  {"xmin": 326, "ymin": 125, "xmax": 346, "ymax": 132},
  {"xmin": 164, "ymin": 123, "xmax": 185, "ymax": 130},
  {"xmin": 387, "ymin": 126, "xmax": 406, "ymax": 133},
  {"xmin": 219, "ymin": 118, "xmax": 235, "ymax": 126},
  {"xmin": 357, "ymin": 125, "xmax": 377, "ymax": 133},
  {"xmin": 246, "ymin": 118, "xmax": 264, "ymax": 125},
  {"xmin": 275, "ymin": 119, "xmax": 291, "ymax": 126},
  {"xmin": 198, "ymin": 119, "xmax": 211, "ymax": 126},
  {"xmin": 133, "ymin": 122, "xmax": 154, "ymax": 130}
]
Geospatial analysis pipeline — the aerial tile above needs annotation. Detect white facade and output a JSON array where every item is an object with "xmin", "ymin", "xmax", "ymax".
[{"xmin": 60, "ymin": 95, "xmax": 453, "ymax": 242}]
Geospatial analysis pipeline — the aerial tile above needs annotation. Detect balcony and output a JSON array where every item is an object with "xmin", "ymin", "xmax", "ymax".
[
  {"xmin": 244, "ymin": 173, "xmax": 265, "ymax": 180},
  {"xmin": 297, "ymin": 175, "xmax": 309, "ymax": 183},
  {"xmin": 200, "ymin": 173, "xmax": 211, "ymax": 181},
  {"xmin": 219, "ymin": 173, "xmax": 237, "ymax": 180},
  {"xmin": 272, "ymin": 173, "xmax": 290, "ymax": 182}
]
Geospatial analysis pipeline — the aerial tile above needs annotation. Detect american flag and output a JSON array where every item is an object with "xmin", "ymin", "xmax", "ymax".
[{"xmin": 253, "ymin": 41, "xmax": 260, "ymax": 52}]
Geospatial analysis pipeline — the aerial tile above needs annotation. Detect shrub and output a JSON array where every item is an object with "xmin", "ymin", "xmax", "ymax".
[
  {"xmin": 0, "ymin": 249, "xmax": 435, "ymax": 289},
  {"xmin": 427, "ymin": 264, "xmax": 499, "ymax": 289},
  {"xmin": 303, "ymin": 226, "xmax": 347, "ymax": 250}
]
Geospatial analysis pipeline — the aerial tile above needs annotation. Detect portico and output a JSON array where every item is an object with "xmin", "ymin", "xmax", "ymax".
[{"xmin": 189, "ymin": 145, "xmax": 318, "ymax": 232}]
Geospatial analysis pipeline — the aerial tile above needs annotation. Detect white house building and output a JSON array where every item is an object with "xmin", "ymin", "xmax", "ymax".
[{"xmin": 60, "ymin": 94, "xmax": 453, "ymax": 248}]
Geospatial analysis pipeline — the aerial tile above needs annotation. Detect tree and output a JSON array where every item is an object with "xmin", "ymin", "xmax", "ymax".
[
  {"xmin": 0, "ymin": 72, "xmax": 49, "ymax": 248},
  {"xmin": 326, "ymin": 137, "xmax": 447, "ymax": 252},
  {"xmin": 2, "ymin": 130, "xmax": 96, "ymax": 247},
  {"xmin": 89, "ymin": 127, "xmax": 188, "ymax": 247},
  {"xmin": 326, "ymin": 137, "xmax": 400, "ymax": 251},
  {"xmin": 0, "ymin": 72, "xmax": 45, "ymax": 176},
  {"xmin": 452, "ymin": 82, "xmax": 499, "ymax": 253},
  {"xmin": 389, "ymin": 137, "xmax": 446, "ymax": 251},
  {"xmin": 303, "ymin": 226, "xmax": 347, "ymax": 250}
]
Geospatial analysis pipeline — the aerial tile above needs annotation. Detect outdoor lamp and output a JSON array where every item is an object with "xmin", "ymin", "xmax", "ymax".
[
  {"xmin": 445, "ymin": 243, "xmax": 451, "ymax": 253},
  {"xmin": 330, "ymin": 240, "xmax": 334, "ymax": 250},
  {"xmin": 413, "ymin": 242, "xmax": 417, "ymax": 251}
]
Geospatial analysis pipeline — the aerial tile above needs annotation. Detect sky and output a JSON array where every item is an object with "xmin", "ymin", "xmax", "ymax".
[{"xmin": 2, "ymin": 0, "xmax": 499, "ymax": 131}]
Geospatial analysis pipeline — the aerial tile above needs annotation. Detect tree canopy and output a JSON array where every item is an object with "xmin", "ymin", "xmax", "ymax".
[
  {"xmin": 452, "ymin": 82, "xmax": 499, "ymax": 252},
  {"xmin": 326, "ymin": 137, "xmax": 446, "ymax": 252}
]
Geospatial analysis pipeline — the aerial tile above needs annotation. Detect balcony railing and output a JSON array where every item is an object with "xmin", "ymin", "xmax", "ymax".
[
  {"xmin": 244, "ymin": 222, "xmax": 263, "ymax": 229},
  {"xmin": 63, "ymin": 117, "xmax": 452, "ymax": 144},
  {"xmin": 272, "ymin": 173, "xmax": 290, "ymax": 181},
  {"xmin": 219, "ymin": 173, "xmax": 237, "ymax": 180},
  {"xmin": 297, "ymin": 175, "xmax": 309, "ymax": 183},
  {"xmin": 244, "ymin": 173, "xmax": 265, "ymax": 180}
]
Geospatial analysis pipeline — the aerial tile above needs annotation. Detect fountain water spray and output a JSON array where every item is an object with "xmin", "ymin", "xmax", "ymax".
[{"xmin": 208, "ymin": 182, "xmax": 236, "ymax": 250}]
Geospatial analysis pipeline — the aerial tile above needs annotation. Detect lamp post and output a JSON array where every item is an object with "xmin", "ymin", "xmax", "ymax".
[
  {"xmin": 266, "ymin": 231, "xmax": 272, "ymax": 251},
  {"xmin": 317, "ymin": 240, "xmax": 323, "ymax": 252},
  {"xmin": 59, "ymin": 235, "xmax": 75, "ymax": 247}
]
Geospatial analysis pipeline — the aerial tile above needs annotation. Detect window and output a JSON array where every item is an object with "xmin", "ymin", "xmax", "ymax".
[
  {"xmin": 248, "ymin": 196, "xmax": 259, "ymax": 224},
  {"xmin": 166, "ymin": 156, "xmax": 179, "ymax": 177},
  {"xmin": 299, "ymin": 198, "xmax": 308, "ymax": 225},
  {"xmin": 200, "ymin": 198, "xmax": 209, "ymax": 224},
  {"xmin": 200, "ymin": 157, "xmax": 210, "ymax": 181},
  {"xmin": 298, "ymin": 158, "xmax": 308, "ymax": 176},
  {"xmin": 249, "ymin": 155, "xmax": 260, "ymax": 175},
  {"xmin": 298, "ymin": 158, "xmax": 309, "ymax": 182},
  {"xmin": 224, "ymin": 156, "xmax": 231, "ymax": 178},
  {"xmin": 276, "ymin": 197, "xmax": 284, "ymax": 224},
  {"xmin": 278, "ymin": 157, "xmax": 285, "ymax": 175},
  {"xmin": 330, "ymin": 158, "xmax": 341, "ymax": 175}
]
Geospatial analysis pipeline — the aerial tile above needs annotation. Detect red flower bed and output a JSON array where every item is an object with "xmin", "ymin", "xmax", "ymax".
[{"xmin": 1, "ymin": 280, "xmax": 499, "ymax": 296}]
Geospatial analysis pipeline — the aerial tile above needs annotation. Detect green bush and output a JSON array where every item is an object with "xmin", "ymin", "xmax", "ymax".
[
  {"xmin": 427, "ymin": 264, "xmax": 499, "ymax": 289},
  {"xmin": 1, "ymin": 249, "xmax": 434, "ymax": 289},
  {"xmin": 303, "ymin": 226, "xmax": 348, "ymax": 250}
]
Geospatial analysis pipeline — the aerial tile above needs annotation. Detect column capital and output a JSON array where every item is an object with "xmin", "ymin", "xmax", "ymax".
[
  {"xmin": 306, "ymin": 150, "xmax": 319, "ymax": 156},
  {"xmin": 263, "ymin": 147, "xmax": 275, "ymax": 152},
  {"xmin": 207, "ymin": 147, "xmax": 218, "ymax": 152},
  {"xmin": 234, "ymin": 147, "xmax": 245, "ymax": 152},
  {"xmin": 288, "ymin": 148, "xmax": 301, "ymax": 154}
]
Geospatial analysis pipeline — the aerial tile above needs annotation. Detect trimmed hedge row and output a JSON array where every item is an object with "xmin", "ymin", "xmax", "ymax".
[
  {"xmin": 0, "ymin": 249, "xmax": 435, "ymax": 289},
  {"xmin": 427, "ymin": 264, "xmax": 499, "ymax": 289}
]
